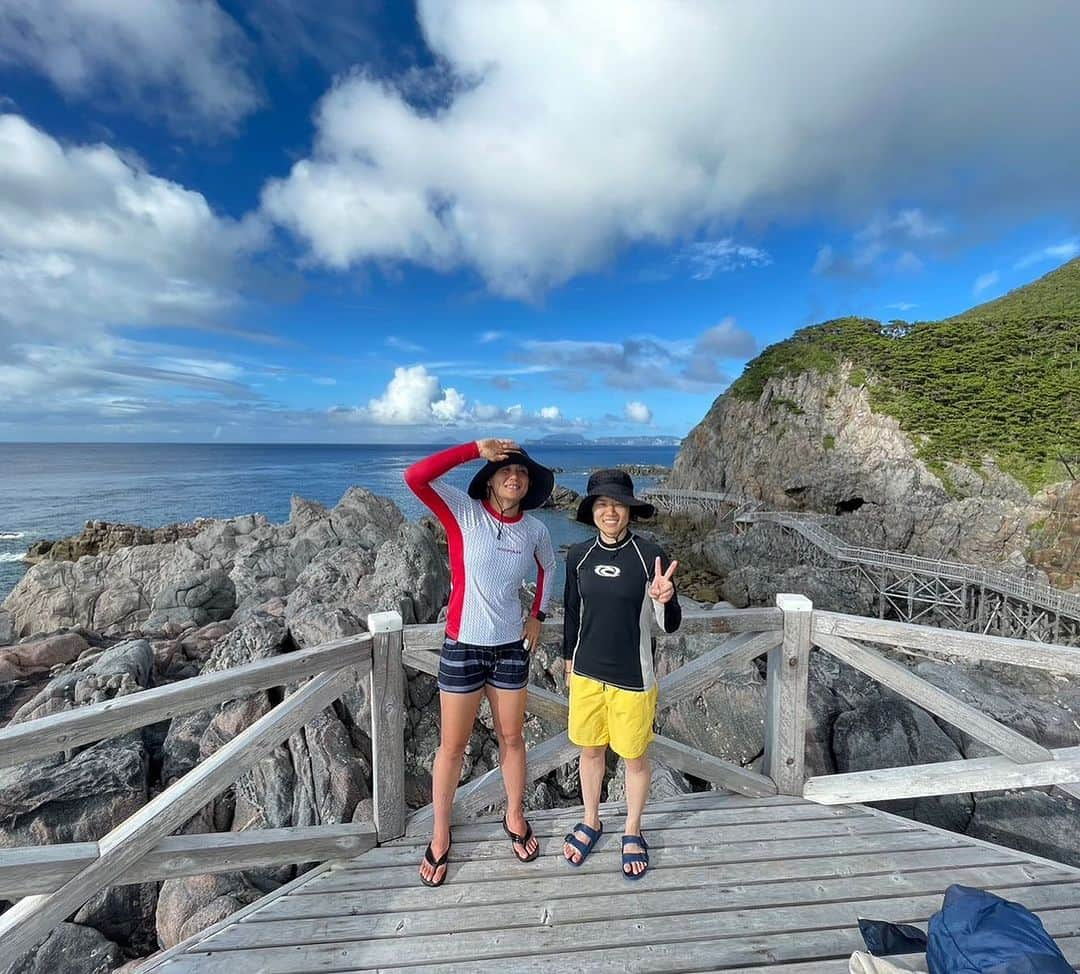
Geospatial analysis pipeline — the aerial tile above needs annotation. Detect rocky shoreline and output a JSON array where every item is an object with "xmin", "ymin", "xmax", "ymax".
[{"xmin": 1, "ymin": 485, "xmax": 1078, "ymax": 972}]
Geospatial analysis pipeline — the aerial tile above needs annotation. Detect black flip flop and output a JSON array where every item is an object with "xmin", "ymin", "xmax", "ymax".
[
  {"xmin": 420, "ymin": 832, "xmax": 452, "ymax": 887},
  {"xmin": 502, "ymin": 815, "xmax": 540, "ymax": 863}
]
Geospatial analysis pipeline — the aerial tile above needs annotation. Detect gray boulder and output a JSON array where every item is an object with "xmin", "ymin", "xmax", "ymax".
[
  {"xmin": 968, "ymin": 790, "xmax": 1080, "ymax": 868},
  {"xmin": 155, "ymin": 872, "xmax": 264, "ymax": 951},
  {"xmin": 145, "ymin": 569, "xmax": 236, "ymax": 631},
  {"xmin": 833, "ymin": 697, "xmax": 973, "ymax": 833},
  {"xmin": 0, "ymin": 922, "xmax": 122, "ymax": 974}
]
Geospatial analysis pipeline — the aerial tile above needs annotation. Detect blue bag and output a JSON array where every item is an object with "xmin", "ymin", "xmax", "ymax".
[{"xmin": 927, "ymin": 885, "xmax": 1072, "ymax": 973}]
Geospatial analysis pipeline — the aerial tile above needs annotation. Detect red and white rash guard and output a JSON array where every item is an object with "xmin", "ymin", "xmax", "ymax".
[{"xmin": 405, "ymin": 442, "xmax": 556, "ymax": 646}]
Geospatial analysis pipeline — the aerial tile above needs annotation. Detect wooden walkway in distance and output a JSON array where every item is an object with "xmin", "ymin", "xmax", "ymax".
[{"xmin": 140, "ymin": 790, "xmax": 1080, "ymax": 973}]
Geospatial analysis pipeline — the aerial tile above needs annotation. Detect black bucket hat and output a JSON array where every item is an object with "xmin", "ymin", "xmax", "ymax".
[
  {"xmin": 575, "ymin": 468, "xmax": 656, "ymax": 524},
  {"xmin": 467, "ymin": 448, "xmax": 554, "ymax": 512}
]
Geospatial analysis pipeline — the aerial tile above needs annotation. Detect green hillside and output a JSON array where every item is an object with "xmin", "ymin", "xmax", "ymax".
[{"xmin": 730, "ymin": 258, "xmax": 1080, "ymax": 491}]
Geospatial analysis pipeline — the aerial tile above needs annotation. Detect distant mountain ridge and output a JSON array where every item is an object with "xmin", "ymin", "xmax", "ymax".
[{"xmin": 527, "ymin": 434, "xmax": 681, "ymax": 446}]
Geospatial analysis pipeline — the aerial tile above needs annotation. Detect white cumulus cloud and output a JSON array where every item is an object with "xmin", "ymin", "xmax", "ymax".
[
  {"xmin": 263, "ymin": 1, "xmax": 1080, "ymax": 298},
  {"xmin": 624, "ymin": 401, "xmax": 653, "ymax": 424},
  {"xmin": 0, "ymin": 0, "xmax": 261, "ymax": 132},
  {"xmin": 366, "ymin": 365, "xmax": 464, "ymax": 425}
]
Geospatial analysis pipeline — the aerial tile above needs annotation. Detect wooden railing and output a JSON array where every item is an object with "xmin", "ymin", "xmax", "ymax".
[
  {"xmin": 0, "ymin": 611, "xmax": 406, "ymax": 963},
  {"xmin": 3, "ymin": 598, "xmax": 1080, "ymax": 964},
  {"xmin": 800, "ymin": 607, "xmax": 1080, "ymax": 804}
]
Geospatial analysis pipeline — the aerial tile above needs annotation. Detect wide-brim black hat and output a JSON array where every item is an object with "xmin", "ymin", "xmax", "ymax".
[
  {"xmin": 467, "ymin": 448, "xmax": 554, "ymax": 511},
  {"xmin": 575, "ymin": 468, "xmax": 656, "ymax": 524}
]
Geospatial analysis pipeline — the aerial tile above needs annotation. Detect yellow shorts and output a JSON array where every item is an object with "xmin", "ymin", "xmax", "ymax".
[{"xmin": 568, "ymin": 672, "xmax": 658, "ymax": 759}]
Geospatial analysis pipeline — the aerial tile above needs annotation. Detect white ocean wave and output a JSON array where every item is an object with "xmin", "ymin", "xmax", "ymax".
[
  {"xmin": 0, "ymin": 532, "xmax": 25, "ymax": 540},
  {"xmin": 0, "ymin": 552, "xmax": 26, "ymax": 563}
]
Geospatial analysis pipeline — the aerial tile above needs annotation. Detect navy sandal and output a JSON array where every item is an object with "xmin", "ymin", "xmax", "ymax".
[
  {"xmin": 502, "ymin": 815, "xmax": 540, "ymax": 863},
  {"xmin": 563, "ymin": 821, "xmax": 603, "ymax": 866},
  {"xmin": 621, "ymin": 833, "xmax": 649, "ymax": 880},
  {"xmin": 419, "ymin": 831, "xmax": 452, "ymax": 887}
]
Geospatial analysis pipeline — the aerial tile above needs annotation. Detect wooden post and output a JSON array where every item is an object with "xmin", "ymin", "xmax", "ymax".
[
  {"xmin": 367, "ymin": 611, "xmax": 406, "ymax": 842},
  {"xmin": 764, "ymin": 593, "xmax": 812, "ymax": 795}
]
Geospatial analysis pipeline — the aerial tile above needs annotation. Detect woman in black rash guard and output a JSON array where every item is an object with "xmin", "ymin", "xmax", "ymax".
[{"xmin": 560, "ymin": 469, "xmax": 681, "ymax": 880}]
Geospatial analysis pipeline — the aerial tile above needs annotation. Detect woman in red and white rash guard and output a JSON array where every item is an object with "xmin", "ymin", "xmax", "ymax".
[{"xmin": 405, "ymin": 438, "xmax": 556, "ymax": 887}]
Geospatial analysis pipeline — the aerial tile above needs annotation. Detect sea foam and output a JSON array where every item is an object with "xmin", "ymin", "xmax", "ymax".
[
  {"xmin": 0, "ymin": 552, "xmax": 26, "ymax": 563},
  {"xmin": 0, "ymin": 532, "xmax": 24, "ymax": 540}
]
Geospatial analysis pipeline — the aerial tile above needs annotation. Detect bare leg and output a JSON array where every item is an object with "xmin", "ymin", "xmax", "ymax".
[
  {"xmin": 419, "ymin": 688, "xmax": 483, "ymax": 884},
  {"xmin": 622, "ymin": 755, "xmax": 651, "ymax": 877},
  {"xmin": 486, "ymin": 684, "xmax": 538, "ymax": 859},
  {"xmin": 563, "ymin": 745, "xmax": 606, "ymax": 863}
]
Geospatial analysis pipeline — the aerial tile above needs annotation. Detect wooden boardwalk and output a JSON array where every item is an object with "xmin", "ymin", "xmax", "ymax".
[{"xmin": 141, "ymin": 790, "xmax": 1080, "ymax": 973}]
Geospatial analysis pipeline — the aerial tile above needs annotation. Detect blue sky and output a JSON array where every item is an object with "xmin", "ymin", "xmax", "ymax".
[{"xmin": 1, "ymin": 1, "xmax": 1078, "ymax": 443}]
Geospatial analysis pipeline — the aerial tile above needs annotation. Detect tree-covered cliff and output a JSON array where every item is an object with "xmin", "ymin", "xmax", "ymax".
[{"xmin": 729, "ymin": 258, "xmax": 1080, "ymax": 490}]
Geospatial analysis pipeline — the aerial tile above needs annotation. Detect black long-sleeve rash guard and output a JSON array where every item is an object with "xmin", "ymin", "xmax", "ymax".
[{"xmin": 562, "ymin": 532, "xmax": 682, "ymax": 692}]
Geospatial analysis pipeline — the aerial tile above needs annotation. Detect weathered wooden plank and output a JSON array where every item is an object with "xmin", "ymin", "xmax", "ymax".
[
  {"xmin": 805, "ymin": 745, "xmax": 1080, "ymax": 804},
  {"xmin": 765, "ymin": 594, "xmax": 813, "ymax": 794},
  {"xmin": 314, "ymin": 828, "xmax": 964, "ymax": 893},
  {"xmin": 199, "ymin": 863, "xmax": 1072, "ymax": 950},
  {"xmin": 372, "ymin": 792, "xmax": 831, "ymax": 849},
  {"xmin": 674, "ymin": 606, "xmax": 784, "ymax": 634},
  {"xmin": 657, "ymin": 630, "xmax": 782, "ymax": 705},
  {"xmin": 0, "ymin": 633, "xmax": 372, "ymax": 770},
  {"xmin": 368, "ymin": 611, "xmax": 406, "ymax": 842},
  {"xmin": 402, "ymin": 608, "xmax": 783, "ymax": 657},
  {"xmin": 0, "ymin": 667, "xmax": 353, "ymax": 962},
  {"xmin": 171, "ymin": 884, "xmax": 1080, "ymax": 970},
  {"xmin": 649, "ymin": 734, "xmax": 777, "ymax": 797},
  {"xmin": 0, "ymin": 824, "xmax": 377, "ymax": 898},
  {"xmin": 260, "ymin": 845, "xmax": 1024, "ymax": 919},
  {"xmin": 361, "ymin": 809, "xmax": 906, "ymax": 869},
  {"xmin": 813, "ymin": 631, "xmax": 1054, "ymax": 763},
  {"xmin": 407, "ymin": 732, "xmax": 577, "ymax": 834},
  {"xmin": 813, "ymin": 610, "xmax": 1080, "ymax": 675}
]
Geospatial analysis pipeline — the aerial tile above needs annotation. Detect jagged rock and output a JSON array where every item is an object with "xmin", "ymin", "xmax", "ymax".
[
  {"xmin": 543, "ymin": 485, "xmax": 580, "ymax": 512},
  {"xmin": 355, "ymin": 522, "xmax": 450, "ymax": 626},
  {"xmin": 73, "ymin": 881, "xmax": 159, "ymax": 959},
  {"xmin": 0, "ymin": 631, "xmax": 88, "ymax": 682},
  {"xmin": 670, "ymin": 365, "xmax": 1059, "ymax": 572},
  {"xmin": 289, "ymin": 708, "xmax": 370, "ymax": 827},
  {"xmin": 0, "ymin": 738, "xmax": 147, "ymax": 846},
  {"xmin": 2, "ymin": 487, "xmax": 411, "ymax": 640},
  {"xmin": 145, "ymin": 569, "xmax": 236, "ymax": 631},
  {"xmin": 0, "ymin": 610, "xmax": 13, "ymax": 646},
  {"xmin": 967, "ymin": 790, "xmax": 1080, "ymax": 868},
  {"xmin": 0, "ymin": 922, "xmax": 123, "ymax": 974},
  {"xmin": 23, "ymin": 519, "xmax": 209, "ymax": 566}
]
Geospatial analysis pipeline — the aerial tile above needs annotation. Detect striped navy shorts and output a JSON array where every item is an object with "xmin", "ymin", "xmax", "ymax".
[{"xmin": 438, "ymin": 638, "xmax": 529, "ymax": 694}]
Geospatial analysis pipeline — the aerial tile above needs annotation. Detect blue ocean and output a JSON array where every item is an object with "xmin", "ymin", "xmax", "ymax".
[{"xmin": 0, "ymin": 443, "xmax": 677, "ymax": 603}]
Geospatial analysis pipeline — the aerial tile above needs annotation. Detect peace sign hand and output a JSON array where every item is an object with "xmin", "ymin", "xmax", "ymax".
[
  {"xmin": 649, "ymin": 556, "xmax": 678, "ymax": 603},
  {"xmin": 476, "ymin": 438, "xmax": 520, "ymax": 462}
]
